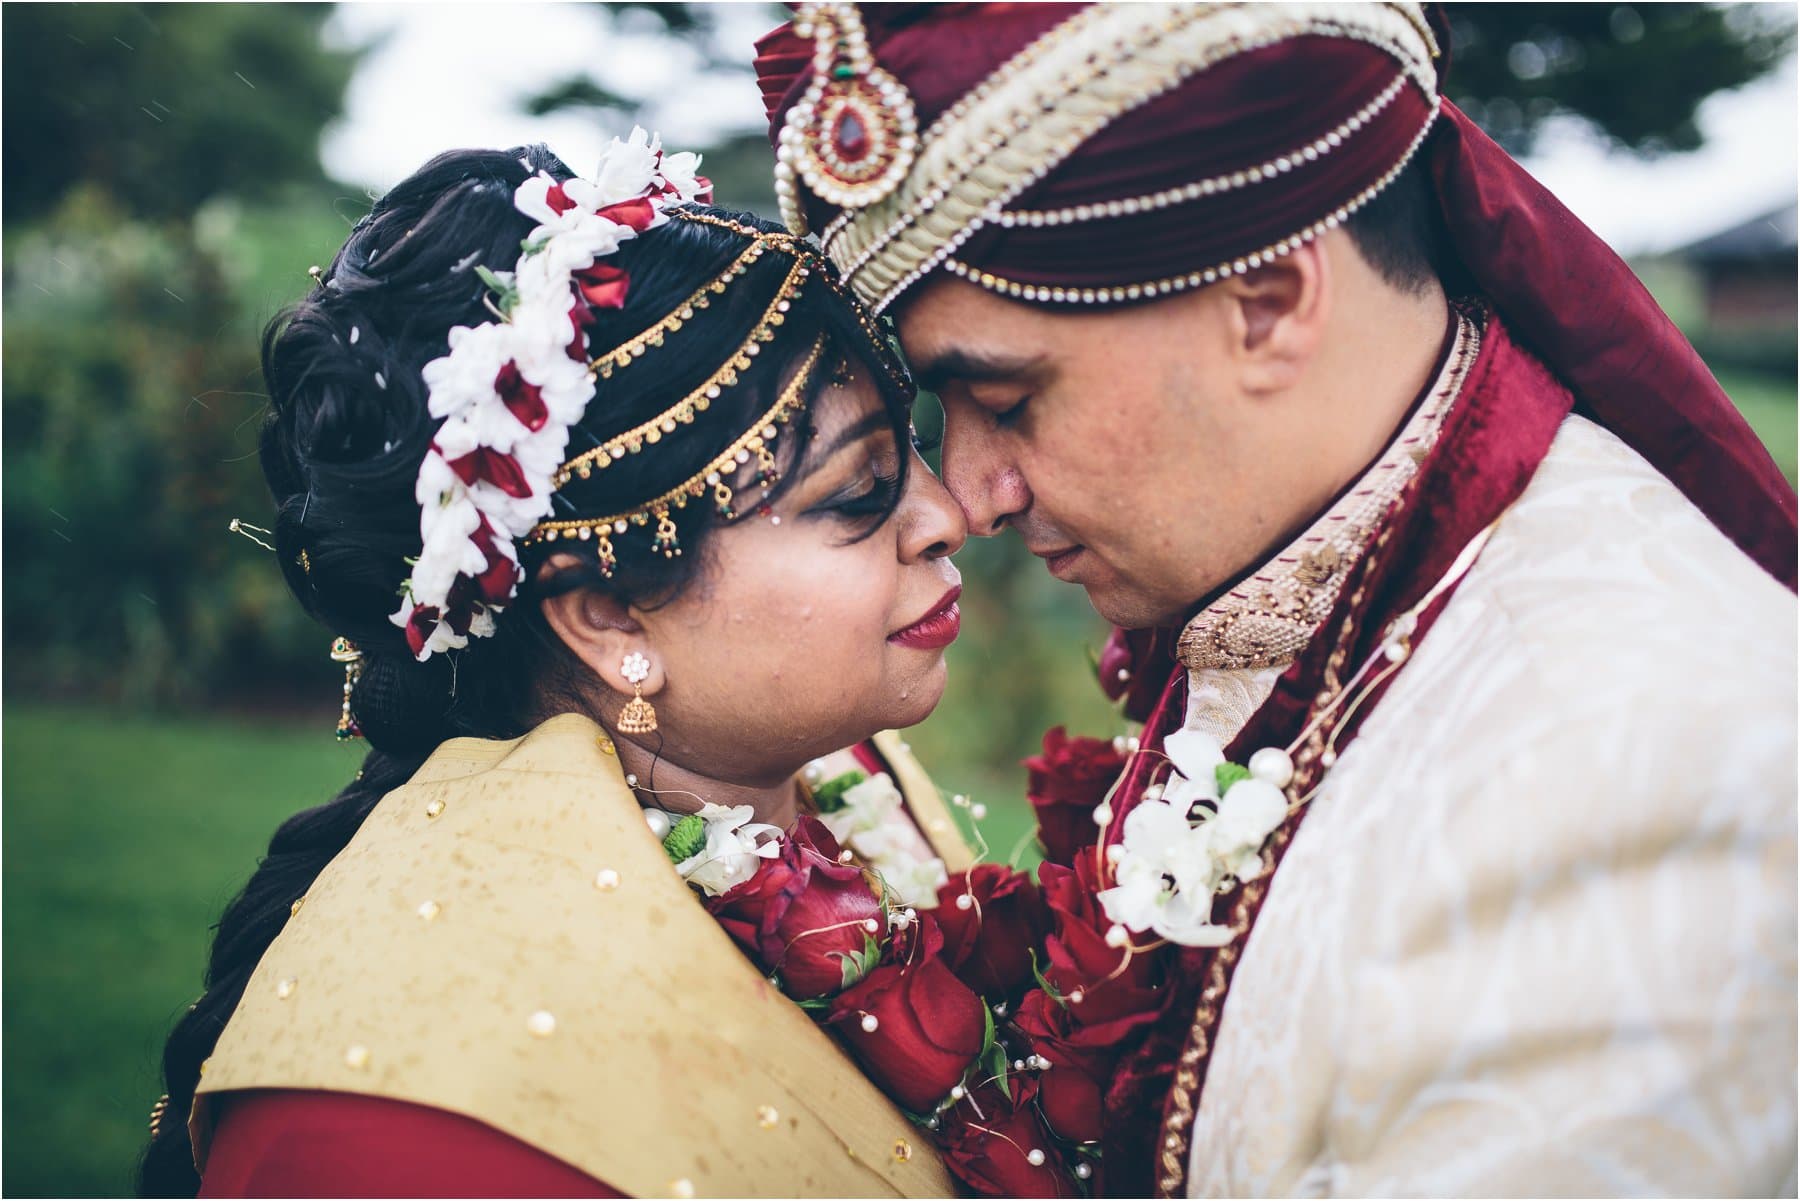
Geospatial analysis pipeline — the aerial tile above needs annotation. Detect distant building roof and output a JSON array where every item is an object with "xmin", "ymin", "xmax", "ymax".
[{"xmin": 1678, "ymin": 204, "xmax": 1797, "ymax": 265}]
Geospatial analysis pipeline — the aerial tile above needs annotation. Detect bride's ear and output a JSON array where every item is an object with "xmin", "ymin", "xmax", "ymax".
[{"xmin": 537, "ymin": 555, "xmax": 665, "ymax": 698}]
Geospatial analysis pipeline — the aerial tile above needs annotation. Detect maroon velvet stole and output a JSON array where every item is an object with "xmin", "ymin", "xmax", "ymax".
[{"xmin": 1093, "ymin": 310, "xmax": 1576, "ymax": 1197}]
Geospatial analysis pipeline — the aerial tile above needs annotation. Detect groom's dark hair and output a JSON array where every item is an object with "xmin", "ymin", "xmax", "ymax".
[{"xmin": 1343, "ymin": 159, "xmax": 1450, "ymax": 297}]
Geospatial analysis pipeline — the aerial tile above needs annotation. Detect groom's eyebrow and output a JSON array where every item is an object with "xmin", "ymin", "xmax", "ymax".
[{"xmin": 914, "ymin": 349, "xmax": 1046, "ymax": 395}]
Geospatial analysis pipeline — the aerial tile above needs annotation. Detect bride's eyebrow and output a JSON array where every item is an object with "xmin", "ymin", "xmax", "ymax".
[{"xmin": 808, "ymin": 410, "xmax": 893, "ymax": 464}]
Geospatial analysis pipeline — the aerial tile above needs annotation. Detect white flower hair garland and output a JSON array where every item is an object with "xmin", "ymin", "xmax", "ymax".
[{"xmin": 391, "ymin": 129, "xmax": 711, "ymax": 660}]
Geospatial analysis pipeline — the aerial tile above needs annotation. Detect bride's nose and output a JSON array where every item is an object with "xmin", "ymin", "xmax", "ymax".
[{"xmin": 899, "ymin": 458, "xmax": 969, "ymax": 561}]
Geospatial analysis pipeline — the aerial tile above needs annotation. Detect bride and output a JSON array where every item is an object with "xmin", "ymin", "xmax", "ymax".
[{"xmin": 137, "ymin": 136, "xmax": 1004, "ymax": 1197}]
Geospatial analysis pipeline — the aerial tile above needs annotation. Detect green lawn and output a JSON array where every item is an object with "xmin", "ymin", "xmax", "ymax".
[{"xmin": 2, "ymin": 706, "xmax": 362, "ymax": 1197}]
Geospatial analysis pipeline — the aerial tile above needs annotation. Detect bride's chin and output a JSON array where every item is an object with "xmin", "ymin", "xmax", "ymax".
[{"xmin": 883, "ymin": 655, "xmax": 949, "ymax": 730}]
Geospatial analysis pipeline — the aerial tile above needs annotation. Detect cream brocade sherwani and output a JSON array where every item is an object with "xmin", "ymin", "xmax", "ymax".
[{"xmin": 1181, "ymin": 415, "xmax": 1797, "ymax": 1196}]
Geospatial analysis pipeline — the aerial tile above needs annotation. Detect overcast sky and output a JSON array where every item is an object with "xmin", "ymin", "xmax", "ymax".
[{"xmin": 320, "ymin": 3, "xmax": 1798, "ymax": 257}]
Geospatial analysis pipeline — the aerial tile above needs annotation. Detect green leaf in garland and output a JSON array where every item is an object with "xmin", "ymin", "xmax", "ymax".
[
  {"xmin": 1215, "ymin": 762, "xmax": 1253, "ymax": 796},
  {"xmin": 661, "ymin": 813, "xmax": 706, "ymax": 865},
  {"xmin": 473, "ymin": 264, "xmax": 520, "ymax": 316},
  {"xmin": 981, "ymin": 1003, "xmax": 997, "ymax": 1053},
  {"xmin": 986, "ymin": 1039, "xmax": 1012, "ymax": 1102},
  {"xmin": 1028, "ymin": 946, "xmax": 1065, "ymax": 1006},
  {"xmin": 811, "ymin": 769, "xmax": 867, "ymax": 814},
  {"xmin": 832, "ymin": 933, "xmax": 882, "ymax": 990},
  {"xmin": 795, "ymin": 995, "xmax": 833, "ymax": 1014}
]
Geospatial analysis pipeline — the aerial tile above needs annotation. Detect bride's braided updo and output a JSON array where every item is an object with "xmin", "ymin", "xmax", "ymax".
[{"xmin": 139, "ymin": 143, "xmax": 913, "ymax": 1195}]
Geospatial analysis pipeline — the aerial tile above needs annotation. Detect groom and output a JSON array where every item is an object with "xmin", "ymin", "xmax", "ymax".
[{"xmin": 758, "ymin": 3, "xmax": 1798, "ymax": 1197}]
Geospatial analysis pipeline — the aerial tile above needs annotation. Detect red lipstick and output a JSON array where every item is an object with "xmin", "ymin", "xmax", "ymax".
[{"xmin": 889, "ymin": 585, "xmax": 962, "ymax": 650}]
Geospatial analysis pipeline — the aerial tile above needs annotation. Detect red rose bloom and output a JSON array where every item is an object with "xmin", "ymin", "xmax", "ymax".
[
  {"xmin": 441, "ymin": 443, "xmax": 533, "ymax": 498},
  {"xmin": 1038, "ymin": 857, "xmax": 1163, "ymax": 1021},
  {"xmin": 402, "ymin": 603, "xmax": 441, "ymax": 657},
  {"xmin": 827, "ymin": 917, "xmax": 986, "ymax": 1113},
  {"xmin": 596, "ymin": 196, "xmax": 657, "ymax": 231},
  {"xmin": 573, "ymin": 262, "xmax": 631, "ymax": 310},
  {"xmin": 706, "ymin": 816, "xmax": 883, "ymax": 1000},
  {"xmin": 937, "ymin": 1080, "xmax": 1080, "ymax": 1198},
  {"xmin": 492, "ymin": 361, "xmax": 549, "ymax": 431},
  {"xmin": 1012, "ymin": 987, "xmax": 1164, "ymax": 1145},
  {"xmin": 1024, "ymin": 728, "xmax": 1127, "ymax": 867},
  {"xmin": 935, "ymin": 865, "xmax": 1046, "ymax": 1004},
  {"xmin": 466, "ymin": 516, "xmax": 521, "ymax": 606}
]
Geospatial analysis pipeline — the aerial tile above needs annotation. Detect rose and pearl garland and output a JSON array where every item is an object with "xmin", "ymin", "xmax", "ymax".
[
  {"xmin": 392, "ymin": 130, "xmax": 710, "ymax": 660},
  {"xmin": 646, "ymin": 766, "xmax": 1101, "ymax": 1196}
]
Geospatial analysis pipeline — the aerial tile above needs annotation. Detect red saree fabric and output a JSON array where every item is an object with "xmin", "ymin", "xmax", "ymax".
[{"xmin": 199, "ymin": 1089, "xmax": 621, "ymax": 1198}]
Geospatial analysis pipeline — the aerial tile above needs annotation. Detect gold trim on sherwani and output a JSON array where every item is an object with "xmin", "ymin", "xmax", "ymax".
[
  {"xmin": 193, "ymin": 713, "xmax": 962, "ymax": 1197},
  {"xmin": 1176, "ymin": 306, "xmax": 1481, "ymax": 739}
]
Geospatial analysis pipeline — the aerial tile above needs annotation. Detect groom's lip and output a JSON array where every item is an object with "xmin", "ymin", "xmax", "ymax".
[{"xmin": 1037, "ymin": 545, "xmax": 1085, "ymax": 580}]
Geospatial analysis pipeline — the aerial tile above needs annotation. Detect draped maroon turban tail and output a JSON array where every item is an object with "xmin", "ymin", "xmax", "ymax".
[{"xmin": 756, "ymin": 2, "xmax": 1796, "ymax": 588}]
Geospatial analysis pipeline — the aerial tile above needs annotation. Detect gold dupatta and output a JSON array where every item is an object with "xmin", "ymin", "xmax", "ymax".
[{"xmin": 194, "ymin": 712, "xmax": 964, "ymax": 1197}]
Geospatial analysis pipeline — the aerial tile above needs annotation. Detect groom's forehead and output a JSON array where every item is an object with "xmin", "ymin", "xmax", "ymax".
[{"xmin": 897, "ymin": 283, "xmax": 1056, "ymax": 393}]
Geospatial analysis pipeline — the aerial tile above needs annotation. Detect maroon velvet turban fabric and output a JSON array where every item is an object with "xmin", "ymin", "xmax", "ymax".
[{"xmin": 755, "ymin": 4, "xmax": 1796, "ymax": 588}]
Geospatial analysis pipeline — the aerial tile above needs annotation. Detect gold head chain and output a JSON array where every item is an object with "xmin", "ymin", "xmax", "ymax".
[
  {"xmin": 526, "ymin": 334, "xmax": 828, "ymax": 575},
  {"xmin": 525, "ymin": 207, "xmax": 902, "ymax": 577}
]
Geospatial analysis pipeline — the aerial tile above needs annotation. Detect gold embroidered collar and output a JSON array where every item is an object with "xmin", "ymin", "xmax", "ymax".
[{"xmin": 1176, "ymin": 306, "xmax": 1482, "ymax": 673}]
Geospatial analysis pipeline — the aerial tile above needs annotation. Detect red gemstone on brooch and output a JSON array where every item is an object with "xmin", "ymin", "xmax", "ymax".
[{"xmin": 833, "ymin": 110, "xmax": 869, "ymax": 162}]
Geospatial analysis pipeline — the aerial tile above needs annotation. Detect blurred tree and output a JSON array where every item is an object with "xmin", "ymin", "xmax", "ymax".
[
  {"xmin": 2, "ymin": 3, "xmax": 361, "ymax": 706},
  {"xmin": 1443, "ymin": 3, "xmax": 1796, "ymax": 155},
  {"xmin": 1, "ymin": 3, "xmax": 357, "ymax": 224},
  {"xmin": 525, "ymin": 2, "xmax": 783, "ymax": 213}
]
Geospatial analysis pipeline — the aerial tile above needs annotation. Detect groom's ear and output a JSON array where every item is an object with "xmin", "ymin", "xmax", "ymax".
[
  {"xmin": 1220, "ymin": 239, "xmax": 1329, "ymax": 397},
  {"xmin": 537, "ymin": 555, "xmax": 664, "ymax": 698}
]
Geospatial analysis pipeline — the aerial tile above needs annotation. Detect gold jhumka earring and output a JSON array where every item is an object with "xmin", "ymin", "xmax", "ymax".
[{"xmin": 618, "ymin": 651, "xmax": 658, "ymax": 735}]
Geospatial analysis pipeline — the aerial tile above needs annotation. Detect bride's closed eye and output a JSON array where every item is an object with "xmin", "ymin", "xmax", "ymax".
[{"xmin": 814, "ymin": 454, "xmax": 902, "ymax": 522}]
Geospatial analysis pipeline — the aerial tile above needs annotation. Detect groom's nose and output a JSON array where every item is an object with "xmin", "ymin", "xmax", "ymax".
[{"xmin": 939, "ymin": 406, "xmax": 1029, "ymax": 537}]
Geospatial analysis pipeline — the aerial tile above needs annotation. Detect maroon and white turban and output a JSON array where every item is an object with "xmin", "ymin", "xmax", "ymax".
[{"xmin": 755, "ymin": 2, "xmax": 1796, "ymax": 587}]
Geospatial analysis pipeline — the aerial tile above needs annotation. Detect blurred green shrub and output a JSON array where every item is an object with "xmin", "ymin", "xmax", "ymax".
[{"xmin": 2, "ymin": 187, "xmax": 352, "ymax": 705}]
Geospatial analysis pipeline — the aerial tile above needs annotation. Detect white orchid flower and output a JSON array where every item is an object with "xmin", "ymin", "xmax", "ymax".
[
  {"xmin": 1161, "ymin": 727, "xmax": 1224, "ymax": 802},
  {"xmin": 1148, "ymin": 886, "xmax": 1237, "ymax": 947},
  {"xmin": 677, "ymin": 803, "xmax": 783, "ymax": 897},
  {"xmin": 1212, "ymin": 777, "xmax": 1288, "ymax": 850}
]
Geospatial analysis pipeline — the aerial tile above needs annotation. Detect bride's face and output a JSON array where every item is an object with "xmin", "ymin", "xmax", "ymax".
[{"xmin": 630, "ymin": 368, "xmax": 967, "ymax": 784}]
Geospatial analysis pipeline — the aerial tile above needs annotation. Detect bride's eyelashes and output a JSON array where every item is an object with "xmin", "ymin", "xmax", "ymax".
[{"xmin": 817, "ymin": 459, "xmax": 902, "ymax": 521}]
